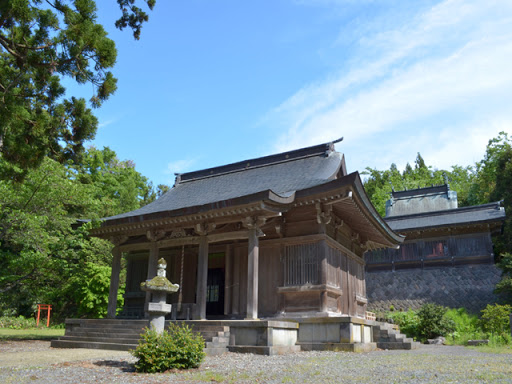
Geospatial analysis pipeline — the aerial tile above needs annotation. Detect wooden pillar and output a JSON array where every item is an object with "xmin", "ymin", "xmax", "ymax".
[
  {"xmin": 107, "ymin": 245, "xmax": 122, "ymax": 319},
  {"xmin": 316, "ymin": 204, "xmax": 332, "ymax": 314},
  {"xmin": 232, "ymin": 247, "xmax": 240, "ymax": 315},
  {"xmin": 320, "ymin": 240, "xmax": 328, "ymax": 312},
  {"xmin": 246, "ymin": 227, "xmax": 259, "ymax": 319},
  {"xmin": 241, "ymin": 216, "xmax": 265, "ymax": 320},
  {"xmin": 145, "ymin": 241, "xmax": 159, "ymax": 311},
  {"xmin": 224, "ymin": 245, "xmax": 232, "ymax": 316},
  {"xmin": 196, "ymin": 235, "xmax": 209, "ymax": 320},
  {"xmin": 341, "ymin": 257, "xmax": 349, "ymax": 315}
]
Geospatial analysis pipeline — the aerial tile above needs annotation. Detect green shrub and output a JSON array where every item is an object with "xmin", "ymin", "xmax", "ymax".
[
  {"xmin": 131, "ymin": 324, "xmax": 206, "ymax": 373},
  {"xmin": 0, "ymin": 315, "xmax": 37, "ymax": 329},
  {"xmin": 480, "ymin": 304, "xmax": 512, "ymax": 336},
  {"xmin": 417, "ymin": 303, "xmax": 456, "ymax": 342},
  {"xmin": 387, "ymin": 309, "xmax": 420, "ymax": 340},
  {"xmin": 445, "ymin": 308, "xmax": 479, "ymax": 333},
  {"xmin": 444, "ymin": 308, "xmax": 482, "ymax": 345},
  {"xmin": 488, "ymin": 332, "xmax": 512, "ymax": 347}
]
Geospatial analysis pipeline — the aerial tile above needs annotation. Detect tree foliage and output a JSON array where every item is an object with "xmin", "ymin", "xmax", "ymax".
[
  {"xmin": 66, "ymin": 261, "xmax": 124, "ymax": 318},
  {"xmin": 0, "ymin": 0, "xmax": 155, "ymax": 180},
  {"xmin": 0, "ymin": 147, "xmax": 158, "ymax": 319},
  {"xmin": 480, "ymin": 132, "xmax": 512, "ymax": 255},
  {"xmin": 74, "ymin": 146, "xmax": 158, "ymax": 218},
  {"xmin": 363, "ymin": 152, "xmax": 475, "ymax": 216},
  {"xmin": 480, "ymin": 303, "xmax": 512, "ymax": 336}
]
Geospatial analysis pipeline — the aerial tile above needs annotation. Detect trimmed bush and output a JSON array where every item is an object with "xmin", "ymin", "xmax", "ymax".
[
  {"xmin": 417, "ymin": 303, "xmax": 455, "ymax": 342},
  {"xmin": 131, "ymin": 323, "xmax": 206, "ymax": 373}
]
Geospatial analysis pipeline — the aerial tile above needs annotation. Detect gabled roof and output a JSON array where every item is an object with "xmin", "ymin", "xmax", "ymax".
[
  {"xmin": 386, "ymin": 184, "xmax": 458, "ymax": 217},
  {"xmin": 96, "ymin": 140, "xmax": 403, "ymax": 249},
  {"xmin": 102, "ymin": 141, "xmax": 346, "ymax": 225},
  {"xmin": 386, "ymin": 201, "xmax": 506, "ymax": 232}
]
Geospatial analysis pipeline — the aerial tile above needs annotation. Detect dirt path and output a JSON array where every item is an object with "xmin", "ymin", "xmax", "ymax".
[{"xmin": 0, "ymin": 340, "xmax": 133, "ymax": 368}]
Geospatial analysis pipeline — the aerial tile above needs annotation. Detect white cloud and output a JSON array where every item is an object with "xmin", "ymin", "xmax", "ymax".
[
  {"xmin": 98, "ymin": 118, "xmax": 119, "ymax": 129},
  {"xmin": 165, "ymin": 158, "xmax": 199, "ymax": 176},
  {"xmin": 268, "ymin": 0, "xmax": 512, "ymax": 172}
]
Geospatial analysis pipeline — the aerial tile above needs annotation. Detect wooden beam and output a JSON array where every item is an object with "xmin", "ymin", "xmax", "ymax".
[
  {"xmin": 195, "ymin": 235, "xmax": 208, "ymax": 320},
  {"xmin": 119, "ymin": 229, "xmax": 265, "ymax": 252},
  {"xmin": 246, "ymin": 227, "xmax": 259, "ymax": 319},
  {"xmin": 224, "ymin": 244, "xmax": 232, "ymax": 316}
]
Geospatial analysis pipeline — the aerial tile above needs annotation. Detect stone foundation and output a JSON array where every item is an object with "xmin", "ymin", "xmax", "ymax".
[
  {"xmin": 366, "ymin": 264, "xmax": 502, "ymax": 314},
  {"xmin": 285, "ymin": 316, "xmax": 377, "ymax": 352}
]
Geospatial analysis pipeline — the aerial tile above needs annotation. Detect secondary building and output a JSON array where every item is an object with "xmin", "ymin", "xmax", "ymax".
[{"xmin": 364, "ymin": 184, "xmax": 506, "ymax": 313}]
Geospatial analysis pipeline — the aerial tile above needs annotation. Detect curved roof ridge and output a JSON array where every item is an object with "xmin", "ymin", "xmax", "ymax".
[{"xmin": 177, "ymin": 139, "xmax": 342, "ymax": 184}]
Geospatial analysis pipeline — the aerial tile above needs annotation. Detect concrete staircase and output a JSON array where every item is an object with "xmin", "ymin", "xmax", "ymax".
[
  {"xmin": 174, "ymin": 321, "xmax": 230, "ymax": 356},
  {"xmin": 51, "ymin": 319, "xmax": 146, "ymax": 351},
  {"xmin": 373, "ymin": 322, "xmax": 421, "ymax": 350},
  {"xmin": 51, "ymin": 319, "xmax": 230, "ymax": 356}
]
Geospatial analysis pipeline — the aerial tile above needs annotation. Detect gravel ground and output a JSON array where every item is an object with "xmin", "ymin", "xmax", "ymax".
[{"xmin": 1, "ymin": 341, "xmax": 512, "ymax": 383}]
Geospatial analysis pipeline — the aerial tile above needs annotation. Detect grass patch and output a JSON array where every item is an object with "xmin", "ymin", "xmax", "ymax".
[
  {"xmin": 185, "ymin": 371, "xmax": 226, "ymax": 382},
  {"xmin": 468, "ymin": 344, "xmax": 512, "ymax": 354},
  {"xmin": 0, "ymin": 328, "xmax": 65, "ymax": 340}
]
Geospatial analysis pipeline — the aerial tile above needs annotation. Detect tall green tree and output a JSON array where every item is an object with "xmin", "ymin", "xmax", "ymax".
[
  {"xmin": 472, "ymin": 132, "xmax": 512, "ymax": 303},
  {"xmin": 0, "ymin": 157, "xmax": 105, "ymax": 317},
  {"xmin": 0, "ymin": 0, "xmax": 155, "ymax": 180},
  {"xmin": 74, "ymin": 146, "xmax": 157, "ymax": 218},
  {"xmin": 0, "ymin": 146, "xmax": 157, "ymax": 319},
  {"xmin": 363, "ymin": 154, "xmax": 475, "ymax": 216}
]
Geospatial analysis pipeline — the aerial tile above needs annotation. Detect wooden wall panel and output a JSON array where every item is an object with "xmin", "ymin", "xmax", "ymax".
[{"xmin": 258, "ymin": 246, "xmax": 281, "ymax": 316}]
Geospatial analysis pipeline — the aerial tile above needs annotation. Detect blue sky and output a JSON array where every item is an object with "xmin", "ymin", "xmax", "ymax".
[{"xmin": 85, "ymin": 0, "xmax": 512, "ymax": 187}]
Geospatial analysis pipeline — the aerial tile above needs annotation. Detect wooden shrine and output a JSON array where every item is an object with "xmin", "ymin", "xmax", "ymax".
[{"xmin": 92, "ymin": 140, "xmax": 403, "ymax": 321}]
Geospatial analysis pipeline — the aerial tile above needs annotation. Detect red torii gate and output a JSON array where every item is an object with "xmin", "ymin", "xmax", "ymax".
[{"xmin": 36, "ymin": 304, "xmax": 52, "ymax": 327}]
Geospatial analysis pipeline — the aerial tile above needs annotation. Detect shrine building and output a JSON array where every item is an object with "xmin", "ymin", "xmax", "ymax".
[
  {"xmin": 364, "ymin": 184, "xmax": 506, "ymax": 313},
  {"xmin": 93, "ymin": 139, "xmax": 403, "ymax": 321},
  {"xmin": 53, "ymin": 140, "xmax": 426, "ymax": 353}
]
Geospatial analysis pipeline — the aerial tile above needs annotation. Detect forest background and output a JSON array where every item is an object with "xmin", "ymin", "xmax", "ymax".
[
  {"xmin": 0, "ymin": 1, "xmax": 511, "ymax": 321},
  {"xmin": 1, "ymin": 132, "xmax": 510, "ymax": 321}
]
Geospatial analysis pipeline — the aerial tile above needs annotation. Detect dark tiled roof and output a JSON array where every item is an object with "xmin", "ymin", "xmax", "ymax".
[
  {"xmin": 386, "ymin": 202, "xmax": 506, "ymax": 232},
  {"xmin": 390, "ymin": 184, "xmax": 450, "ymax": 199},
  {"xmin": 103, "ymin": 142, "xmax": 344, "ymax": 223}
]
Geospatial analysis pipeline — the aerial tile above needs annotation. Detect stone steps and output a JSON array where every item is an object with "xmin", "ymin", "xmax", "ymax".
[
  {"xmin": 51, "ymin": 339, "xmax": 138, "ymax": 351},
  {"xmin": 58, "ymin": 335, "xmax": 140, "ymax": 345},
  {"xmin": 51, "ymin": 319, "xmax": 230, "ymax": 355},
  {"xmin": 373, "ymin": 323, "xmax": 421, "ymax": 350},
  {"xmin": 172, "ymin": 321, "xmax": 231, "ymax": 355}
]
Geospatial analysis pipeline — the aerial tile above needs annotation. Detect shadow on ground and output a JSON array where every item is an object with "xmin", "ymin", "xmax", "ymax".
[{"xmin": 94, "ymin": 359, "xmax": 135, "ymax": 372}]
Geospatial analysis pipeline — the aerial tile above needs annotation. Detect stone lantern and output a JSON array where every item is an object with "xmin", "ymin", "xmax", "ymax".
[{"xmin": 140, "ymin": 258, "xmax": 179, "ymax": 334}]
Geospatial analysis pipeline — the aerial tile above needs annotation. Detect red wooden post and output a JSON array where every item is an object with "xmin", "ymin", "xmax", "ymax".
[
  {"xmin": 46, "ymin": 304, "xmax": 51, "ymax": 327},
  {"xmin": 36, "ymin": 306, "xmax": 41, "ymax": 327},
  {"xmin": 36, "ymin": 304, "xmax": 52, "ymax": 327}
]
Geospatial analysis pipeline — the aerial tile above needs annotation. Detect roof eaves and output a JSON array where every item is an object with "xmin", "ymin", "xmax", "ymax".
[
  {"xmin": 295, "ymin": 172, "xmax": 404, "ymax": 246},
  {"xmin": 390, "ymin": 217, "xmax": 506, "ymax": 232},
  {"xmin": 99, "ymin": 189, "xmax": 296, "ymax": 228},
  {"xmin": 385, "ymin": 201, "xmax": 506, "ymax": 223}
]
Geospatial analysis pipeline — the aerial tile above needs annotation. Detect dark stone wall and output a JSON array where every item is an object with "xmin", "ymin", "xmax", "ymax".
[{"xmin": 366, "ymin": 264, "xmax": 502, "ymax": 314}]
